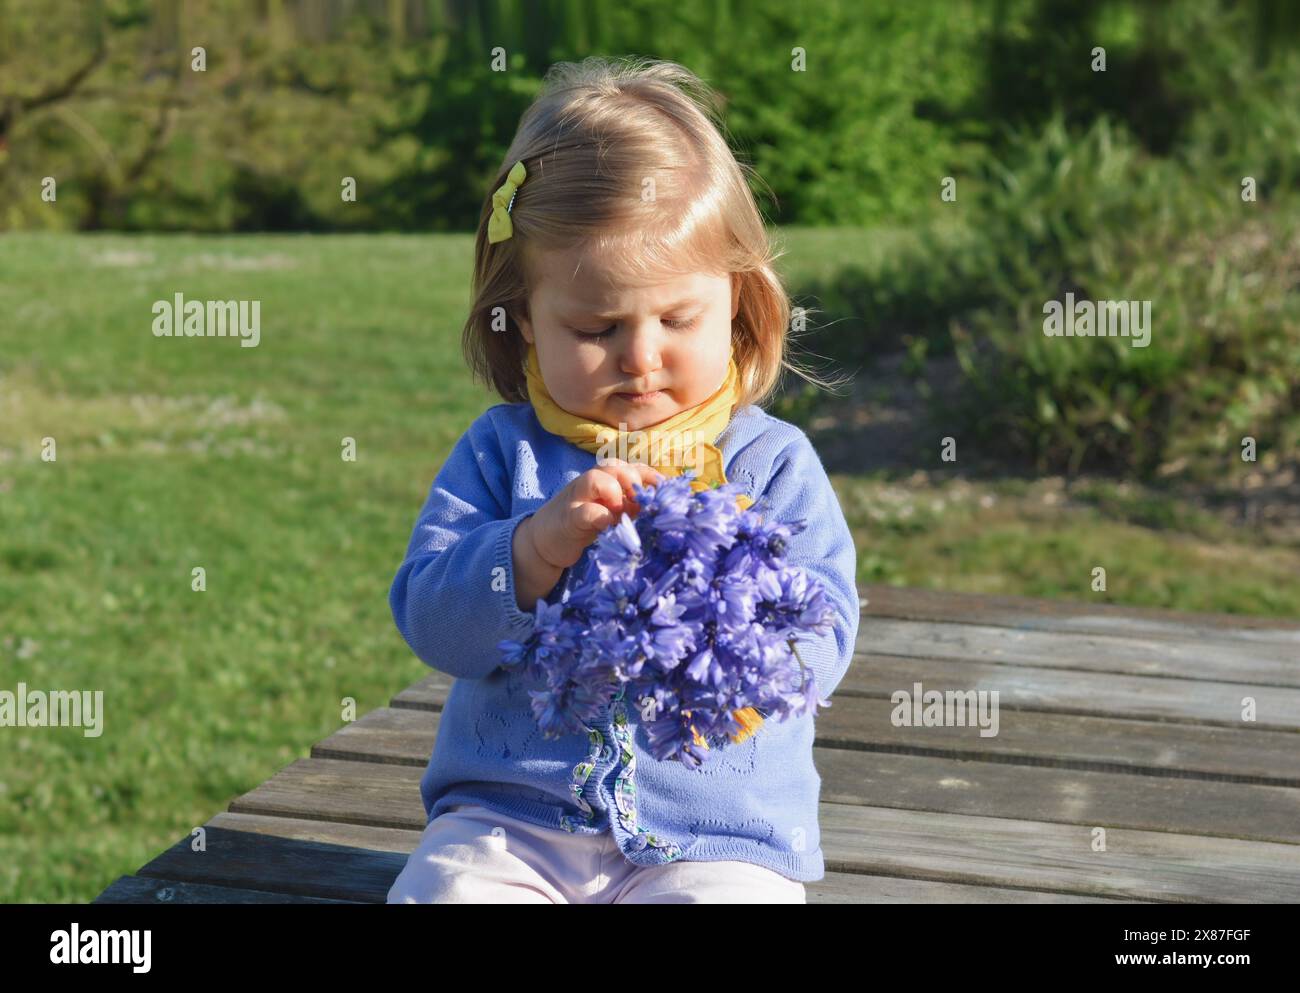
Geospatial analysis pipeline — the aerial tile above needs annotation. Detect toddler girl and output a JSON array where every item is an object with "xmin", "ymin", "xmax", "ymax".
[{"xmin": 386, "ymin": 56, "xmax": 859, "ymax": 904}]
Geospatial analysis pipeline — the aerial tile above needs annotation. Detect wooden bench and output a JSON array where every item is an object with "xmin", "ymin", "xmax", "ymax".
[{"xmin": 95, "ymin": 584, "xmax": 1300, "ymax": 903}]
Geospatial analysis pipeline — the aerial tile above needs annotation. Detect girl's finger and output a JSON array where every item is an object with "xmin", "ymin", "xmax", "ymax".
[
  {"xmin": 574, "ymin": 501, "xmax": 613, "ymax": 534},
  {"xmin": 604, "ymin": 457, "xmax": 664, "ymax": 493},
  {"xmin": 575, "ymin": 468, "xmax": 626, "ymax": 512},
  {"xmin": 594, "ymin": 460, "xmax": 642, "ymax": 504},
  {"xmin": 637, "ymin": 463, "xmax": 667, "ymax": 485}
]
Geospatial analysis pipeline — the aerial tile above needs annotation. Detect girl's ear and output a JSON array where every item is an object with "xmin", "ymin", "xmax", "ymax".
[
  {"xmin": 730, "ymin": 273, "xmax": 741, "ymax": 320},
  {"xmin": 513, "ymin": 305, "xmax": 534, "ymax": 344}
]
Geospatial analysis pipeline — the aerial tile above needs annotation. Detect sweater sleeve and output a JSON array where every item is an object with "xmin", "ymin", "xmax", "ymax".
[
  {"xmin": 756, "ymin": 429, "xmax": 860, "ymax": 702},
  {"xmin": 388, "ymin": 415, "xmax": 543, "ymax": 680}
]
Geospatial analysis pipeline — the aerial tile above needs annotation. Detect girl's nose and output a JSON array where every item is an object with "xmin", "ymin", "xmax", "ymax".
[{"xmin": 619, "ymin": 322, "xmax": 664, "ymax": 374}]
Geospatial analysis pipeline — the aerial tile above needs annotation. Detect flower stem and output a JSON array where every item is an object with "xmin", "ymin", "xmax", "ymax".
[{"xmin": 788, "ymin": 636, "xmax": 807, "ymax": 691}]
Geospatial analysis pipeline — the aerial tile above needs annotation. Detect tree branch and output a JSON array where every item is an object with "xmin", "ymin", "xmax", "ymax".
[
  {"xmin": 19, "ymin": 40, "xmax": 109, "ymax": 114},
  {"xmin": 122, "ymin": 95, "xmax": 180, "ymax": 185}
]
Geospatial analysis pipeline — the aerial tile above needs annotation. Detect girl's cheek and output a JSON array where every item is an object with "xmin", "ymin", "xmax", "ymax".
[{"xmin": 581, "ymin": 355, "xmax": 612, "ymax": 383}]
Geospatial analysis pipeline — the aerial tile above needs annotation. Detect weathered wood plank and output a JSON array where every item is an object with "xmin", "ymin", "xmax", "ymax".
[
  {"xmin": 133, "ymin": 826, "xmax": 410, "ymax": 903},
  {"xmin": 820, "ymin": 803, "xmax": 1300, "ymax": 903},
  {"xmin": 392, "ymin": 653, "xmax": 1300, "ymax": 733},
  {"xmin": 856, "ymin": 618, "xmax": 1299, "ymax": 685},
  {"xmin": 807, "ymin": 873, "xmax": 1124, "ymax": 904},
  {"xmin": 813, "ymin": 748, "xmax": 1300, "ymax": 844},
  {"xmin": 389, "ymin": 671, "xmax": 452, "ymax": 710},
  {"xmin": 129, "ymin": 811, "xmax": 1118, "ymax": 904},
  {"xmin": 860, "ymin": 584, "xmax": 1300, "ymax": 641},
  {"xmin": 93, "ymin": 874, "xmax": 361, "ymax": 904},
  {"xmin": 227, "ymin": 758, "xmax": 422, "ymax": 830},
  {"xmin": 206, "ymin": 811, "xmax": 423, "ymax": 854},
  {"xmin": 826, "ymin": 699, "xmax": 1300, "ymax": 787},
  {"xmin": 324, "ymin": 698, "xmax": 1300, "ymax": 787},
  {"xmin": 851, "ymin": 656, "xmax": 1300, "ymax": 730},
  {"xmin": 312, "ymin": 708, "xmax": 433, "ymax": 767},
  {"xmin": 188, "ymin": 811, "xmax": 987, "ymax": 904}
]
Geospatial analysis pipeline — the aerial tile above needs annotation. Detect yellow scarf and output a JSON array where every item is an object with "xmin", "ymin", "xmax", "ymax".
[{"xmin": 523, "ymin": 341, "xmax": 764, "ymax": 748}]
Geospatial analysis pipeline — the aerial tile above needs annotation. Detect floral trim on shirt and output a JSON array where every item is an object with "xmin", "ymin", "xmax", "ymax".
[
  {"xmin": 557, "ymin": 687, "xmax": 684, "ymax": 862},
  {"xmin": 609, "ymin": 686, "xmax": 684, "ymax": 861},
  {"xmin": 559, "ymin": 725, "xmax": 612, "ymax": 833}
]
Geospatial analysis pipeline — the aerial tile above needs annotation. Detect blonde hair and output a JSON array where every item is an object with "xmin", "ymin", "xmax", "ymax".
[{"xmin": 462, "ymin": 55, "xmax": 840, "ymax": 410}]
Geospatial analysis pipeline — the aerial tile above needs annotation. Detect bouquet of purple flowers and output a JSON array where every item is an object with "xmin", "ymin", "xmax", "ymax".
[{"xmin": 497, "ymin": 472, "xmax": 835, "ymax": 769}]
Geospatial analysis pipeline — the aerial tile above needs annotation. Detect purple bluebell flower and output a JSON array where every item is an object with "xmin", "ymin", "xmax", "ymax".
[
  {"xmin": 497, "ymin": 476, "xmax": 835, "ymax": 766},
  {"xmin": 592, "ymin": 513, "xmax": 642, "ymax": 581}
]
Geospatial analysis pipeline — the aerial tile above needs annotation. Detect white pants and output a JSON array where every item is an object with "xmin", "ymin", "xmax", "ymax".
[{"xmin": 386, "ymin": 803, "xmax": 807, "ymax": 904}]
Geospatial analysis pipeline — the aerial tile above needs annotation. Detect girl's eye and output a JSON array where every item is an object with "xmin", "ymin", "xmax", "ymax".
[{"xmin": 570, "ymin": 316, "xmax": 698, "ymax": 340}]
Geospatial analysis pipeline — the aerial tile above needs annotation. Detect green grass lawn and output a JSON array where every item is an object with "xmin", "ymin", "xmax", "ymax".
[{"xmin": 1, "ymin": 231, "xmax": 1296, "ymax": 903}]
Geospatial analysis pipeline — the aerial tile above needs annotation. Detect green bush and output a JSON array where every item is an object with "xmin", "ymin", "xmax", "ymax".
[{"xmin": 944, "ymin": 113, "xmax": 1300, "ymax": 481}]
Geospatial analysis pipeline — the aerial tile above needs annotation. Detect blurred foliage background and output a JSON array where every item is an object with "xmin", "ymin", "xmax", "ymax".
[{"xmin": 2, "ymin": 0, "xmax": 1297, "ymax": 482}]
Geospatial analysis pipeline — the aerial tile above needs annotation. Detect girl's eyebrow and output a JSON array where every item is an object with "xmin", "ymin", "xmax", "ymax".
[{"xmin": 563, "ymin": 296, "xmax": 703, "ymax": 319}]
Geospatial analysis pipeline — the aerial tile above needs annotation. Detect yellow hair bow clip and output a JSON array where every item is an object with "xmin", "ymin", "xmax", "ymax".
[{"xmin": 487, "ymin": 160, "xmax": 527, "ymax": 244}]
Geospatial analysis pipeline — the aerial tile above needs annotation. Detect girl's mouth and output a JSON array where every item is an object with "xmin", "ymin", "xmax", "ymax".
[{"xmin": 615, "ymin": 390, "xmax": 663, "ymax": 405}]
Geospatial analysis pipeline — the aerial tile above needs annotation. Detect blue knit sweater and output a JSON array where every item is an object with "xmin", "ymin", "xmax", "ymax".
[{"xmin": 389, "ymin": 401, "xmax": 859, "ymax": 882}]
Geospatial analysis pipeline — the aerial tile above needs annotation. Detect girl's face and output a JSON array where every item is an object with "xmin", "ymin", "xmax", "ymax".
[{"xmin": 515, "ymin": 244, "xmax": 740, "ymax": 432}]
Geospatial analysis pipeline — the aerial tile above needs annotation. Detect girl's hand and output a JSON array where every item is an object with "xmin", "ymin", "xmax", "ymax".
[{"xmin": 527, "ymin": 458, "xmax": 665, "ymax": 570}]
